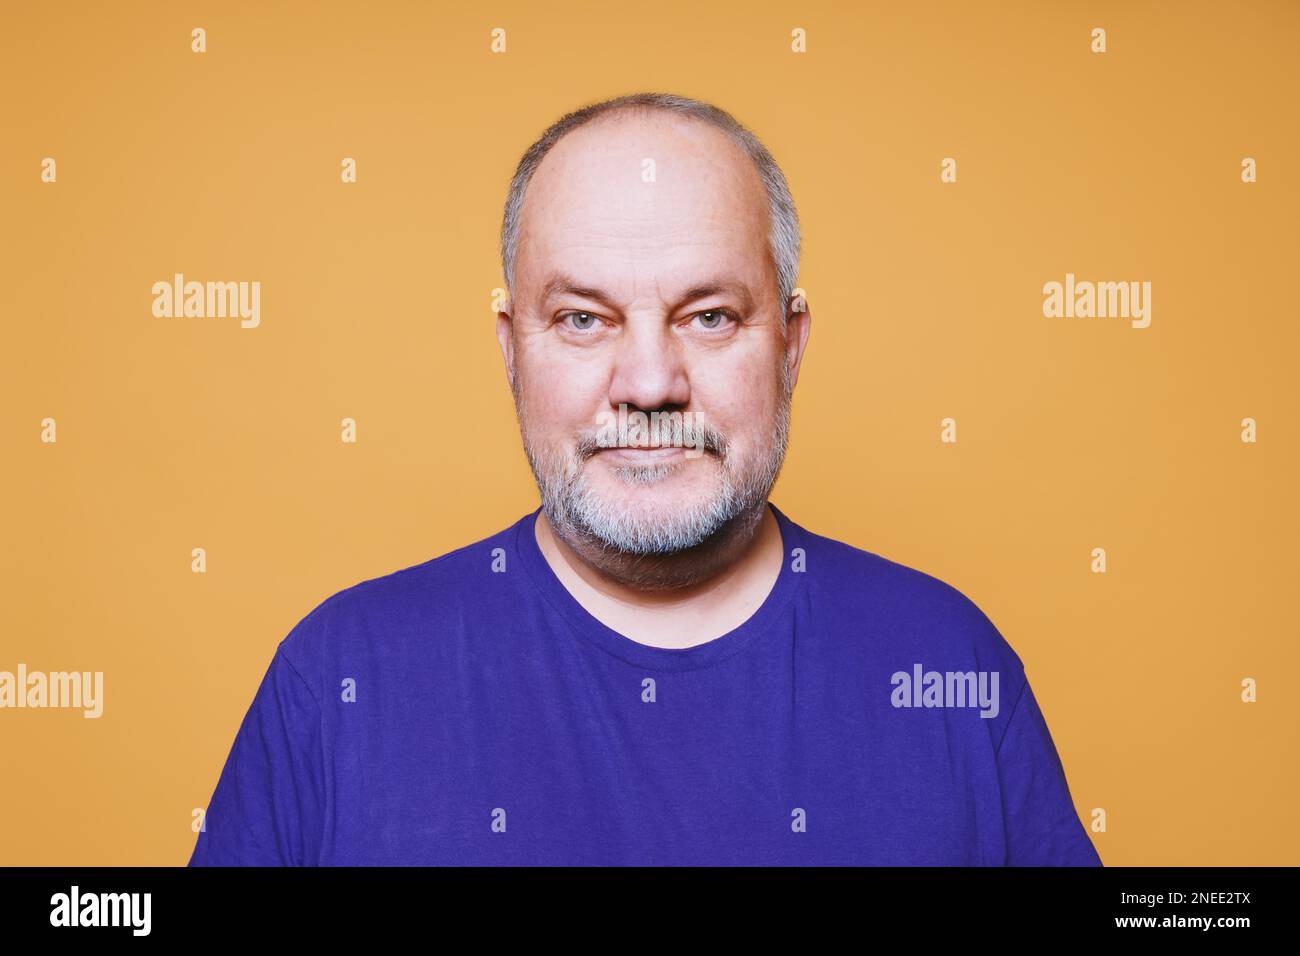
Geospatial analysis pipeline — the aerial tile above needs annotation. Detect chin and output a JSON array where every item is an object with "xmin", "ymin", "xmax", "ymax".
[
  {"xmin": 586, "ymin": 457, "xmax": 718, "ymax": 505},
  {"xmin": 587, "ymin": 455, "xmax": 715, "ymax": 498}
]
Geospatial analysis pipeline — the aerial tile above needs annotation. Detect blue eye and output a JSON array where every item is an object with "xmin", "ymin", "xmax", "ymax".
[
  {"xmin": 694, "ymin": 310, "xmax": 733, "ymax": 330},
  {"xmin": 564, "ymin": 312, "xmax": 598, "ymax": 331}
]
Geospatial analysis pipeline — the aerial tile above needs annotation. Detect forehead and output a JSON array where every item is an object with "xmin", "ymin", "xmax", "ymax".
[{"xmin": 515, "ymin": 112, "xmax": 773, "ymax": 298}]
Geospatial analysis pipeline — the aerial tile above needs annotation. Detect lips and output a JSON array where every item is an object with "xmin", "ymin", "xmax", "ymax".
[
  {"xmin": 600, "ymin": 446, "xmax": 684, "ymax": 454},
  {"xmin": 596, "ymin": 446, "xmax": 690, "ymax": 461}
]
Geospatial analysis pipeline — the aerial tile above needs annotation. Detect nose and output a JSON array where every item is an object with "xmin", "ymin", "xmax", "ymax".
[{"xmin": 607, "ymin": 318, "xmax": 690, "ymax": 413}]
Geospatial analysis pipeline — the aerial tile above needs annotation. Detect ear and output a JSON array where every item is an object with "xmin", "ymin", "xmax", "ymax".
[
  {"xmin": 783, "ymin": 295, "xmax": 812, "ymax": 390},
  {"xmin": 496, "ymin": 298, "xmax": 516, "ymax": 390}
]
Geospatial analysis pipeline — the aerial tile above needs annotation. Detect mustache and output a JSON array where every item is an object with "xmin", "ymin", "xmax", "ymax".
[{"xmin": 572, "ymin": 423, "xmax": 728, "ymax": 461}]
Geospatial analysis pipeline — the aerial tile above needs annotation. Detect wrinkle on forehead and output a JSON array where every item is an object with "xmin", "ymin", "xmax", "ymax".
[{"xmin": 514, "ymin": 112, "xmax": 774, "ymax": 302}]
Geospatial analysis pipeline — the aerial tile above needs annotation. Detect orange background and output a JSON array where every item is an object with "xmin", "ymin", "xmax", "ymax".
[{"xmin": 1, "ymin": 0, "xmax": 1296, "ymax": 865}]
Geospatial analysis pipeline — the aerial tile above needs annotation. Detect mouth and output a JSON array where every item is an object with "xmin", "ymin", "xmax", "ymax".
[{"xmin": 594, "ymin": 446, "xmax": 696, "ymax": 464}]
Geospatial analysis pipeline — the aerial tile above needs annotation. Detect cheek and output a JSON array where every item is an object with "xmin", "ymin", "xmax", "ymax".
[
  {"xmin": 692, "ymin": 355, "xmax": 784, "ymax": 439},
  {"xmin": 519, "ymin": 352, "xmax": 605, "ymax": 434}
]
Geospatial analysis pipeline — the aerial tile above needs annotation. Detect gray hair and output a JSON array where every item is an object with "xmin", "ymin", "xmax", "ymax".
[{"xmin": 500, "ymin": 92, "xmax": 801, "ymax": 320}]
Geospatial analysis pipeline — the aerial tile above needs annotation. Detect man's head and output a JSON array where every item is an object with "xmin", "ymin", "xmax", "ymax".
[{"xmin": 496, "ymin": 92, "xmax": 811, "ymax": 586}]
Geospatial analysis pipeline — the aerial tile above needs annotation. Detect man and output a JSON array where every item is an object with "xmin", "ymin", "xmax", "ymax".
[{"xmin": 189, "ymin": 92, "xmax": 1101, "ymax": 866}]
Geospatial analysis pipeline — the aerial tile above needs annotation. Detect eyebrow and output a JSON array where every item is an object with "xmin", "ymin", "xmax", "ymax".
[{"xmin": 538, "ymin": 273, "xmax": 755, "ymax": 311}]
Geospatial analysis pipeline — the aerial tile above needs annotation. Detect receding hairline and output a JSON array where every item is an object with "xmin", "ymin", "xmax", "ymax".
[
  {"xmin": 527, "ymin": 104, "xmax": 767, "ymax": 195},
  {"xmin": 500, "ymin": 92, "xmax": 801, "ymax": 319},
  {"xmin": 517, "ymin": 111, "xmax": 774, "ymax": 304}
]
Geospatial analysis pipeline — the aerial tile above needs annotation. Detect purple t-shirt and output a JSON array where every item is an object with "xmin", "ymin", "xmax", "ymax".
[{"xmin": 189, "ymin": 504, "xmax": 1101, "ymax": 866}]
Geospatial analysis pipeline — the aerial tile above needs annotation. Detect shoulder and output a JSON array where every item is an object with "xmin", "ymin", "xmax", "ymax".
[
  {"xmin": 785, "ymin": 512, "xmax": 1027, "ymax": 678},
  {"xmin": 274, "ymin": 512, "xmax": 529, "ymax": 676}
]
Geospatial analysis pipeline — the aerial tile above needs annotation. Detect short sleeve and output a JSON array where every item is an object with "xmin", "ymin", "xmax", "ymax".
[
  {"xmin": 188, "ymin": 643, "xmax": 324, "ymax": 866},
  {"xmin": 995, "ymin": 678, "xmax": 1102, "ymax": 866}
]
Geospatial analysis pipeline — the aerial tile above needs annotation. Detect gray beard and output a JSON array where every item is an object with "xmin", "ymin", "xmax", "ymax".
[{"xmin": 512, "ymin": 367, "xmax": 792, "ymax": 591}]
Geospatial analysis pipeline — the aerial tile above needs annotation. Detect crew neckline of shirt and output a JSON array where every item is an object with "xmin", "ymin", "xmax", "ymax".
[{"xmin": 514, "ymin": 501, "xmax": 804, "ymax": 673}]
